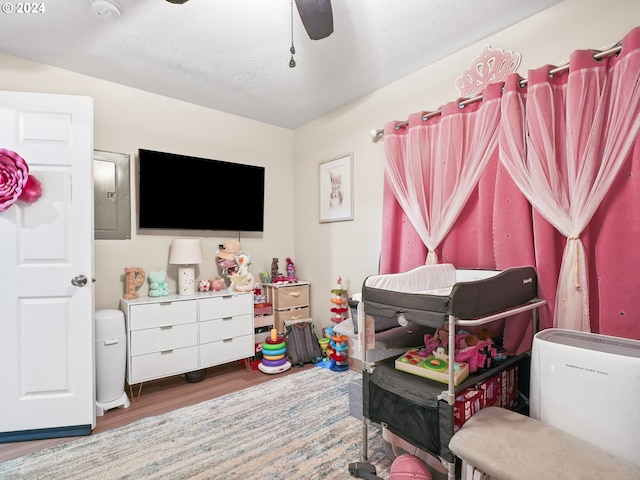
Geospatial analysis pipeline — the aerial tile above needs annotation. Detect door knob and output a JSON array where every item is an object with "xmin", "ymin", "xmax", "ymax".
[{"xmin": 71, "ymin": 275, "xmax": 88, "ymax": 287}]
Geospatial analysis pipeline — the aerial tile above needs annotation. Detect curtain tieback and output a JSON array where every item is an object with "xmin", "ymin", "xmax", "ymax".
[{"xmin": 567, "ymin": 236, "xmax": 582, "ymax": 290}]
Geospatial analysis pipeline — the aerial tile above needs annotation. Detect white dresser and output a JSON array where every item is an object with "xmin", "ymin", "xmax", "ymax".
[{"xmin": 119, "ymin": 291, "xmax": 254, "ymax": 390}]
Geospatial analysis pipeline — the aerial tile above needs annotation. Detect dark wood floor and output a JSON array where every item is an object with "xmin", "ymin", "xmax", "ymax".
[{"xmin": 0, "ymin": 361, "xmax": 313, "ymax": 463}]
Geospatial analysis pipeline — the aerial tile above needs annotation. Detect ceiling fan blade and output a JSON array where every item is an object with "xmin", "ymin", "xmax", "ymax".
[{"xmin": 295, "ymin": 0, "xmax": 333, "ymax": 40}]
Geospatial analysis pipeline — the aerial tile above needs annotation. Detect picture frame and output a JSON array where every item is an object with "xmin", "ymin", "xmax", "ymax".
[{"xmin": 319, "ymin": 153, "xmax": 354, "ymax": 223}]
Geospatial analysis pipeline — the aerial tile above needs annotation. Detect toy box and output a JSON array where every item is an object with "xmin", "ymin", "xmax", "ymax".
[
  {"xmin": 454, "ymin": 388, "xmax": 486, "ymax": 431},
  {"xmin": 453, "ymin": 364, "xmax": 519, "ymax": 431}
]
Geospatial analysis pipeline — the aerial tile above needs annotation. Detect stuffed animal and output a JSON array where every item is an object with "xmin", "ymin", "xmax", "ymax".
[
  {"xmin": 198, "ymin": 279, "xmax": 211, "ymax": 292},
  {"xmin": 459, "ymin": 328, "xmax": 491, "ymax": 349},
  {"xmin": 423, "ymin": 327, "xmax": 449, "ymax": 354},
  {"xmin": 216, "ymin": 240, "xmax": 241, "ymax": 277},
  {"xmin": 229, "ymin": 251, "xmax": 256, "ymax": 292},
  {"xmin": 211, "ymin": 277, "xmax": 225, "ymax": 291},
  {"xmin": 148, "ymin": 271, "xmax": 169, "ymax": 297}
]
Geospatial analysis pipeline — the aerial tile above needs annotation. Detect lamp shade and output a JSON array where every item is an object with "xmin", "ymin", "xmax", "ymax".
[{"xmin": 169, "ymin": 238, "xmax": 203, "ymax": 265}]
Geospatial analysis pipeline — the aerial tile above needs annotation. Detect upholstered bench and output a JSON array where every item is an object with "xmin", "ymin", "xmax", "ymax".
[{"xmin": 449, "ymin": 406, "xmax": 640, "ymax": 480}]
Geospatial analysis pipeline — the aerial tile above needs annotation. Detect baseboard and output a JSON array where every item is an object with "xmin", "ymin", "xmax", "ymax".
[{"xmin": 0, "ymin": 424, "xmax": 92, "ymax": 443}]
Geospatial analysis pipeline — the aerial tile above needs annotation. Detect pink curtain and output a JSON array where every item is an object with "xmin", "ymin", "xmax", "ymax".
[
  {"xmin": 379, "ymin": 25, "xmax": 640, "ymax": 344},
  {"xmin": 380, "ymin": 143, "xmax": 539, "ymax": 354},
  {"xmin": 500, "ymin": 26, "xmax": 640, "ymax": 332},
  {"xmin": 380, "ymin": 84, "xmax": 538, "ymax": 354},
  {"xmin": 382, "ymin": 82, "xmax": 503, "ymax": 266}
]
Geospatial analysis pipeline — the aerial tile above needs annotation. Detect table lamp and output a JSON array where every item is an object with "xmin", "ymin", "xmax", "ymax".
[{"xmin": 169, "ymin": 238, "xmax": 203, "ymax": 295}]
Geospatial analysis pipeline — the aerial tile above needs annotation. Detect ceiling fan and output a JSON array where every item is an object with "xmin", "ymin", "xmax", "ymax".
[
  {"xmin": 293, "ymin": 0, "xmax": 333, "ymax": 40},
  {"xmin": 164, "ymin": 0, "xmax": 333, "ymax": 41}
]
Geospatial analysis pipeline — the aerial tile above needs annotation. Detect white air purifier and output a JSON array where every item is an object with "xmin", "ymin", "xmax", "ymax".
[{"xmin": 530, "ymin": 328, "xmax": 640, "ymax": 468}]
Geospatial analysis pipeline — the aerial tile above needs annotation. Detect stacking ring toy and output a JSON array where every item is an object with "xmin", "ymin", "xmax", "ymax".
[
  {"xmin": 261, "ymin": 357, "xmax": 288, "ymax": 367},
  {"xmin": 263, "ymin": 353, "xmax": 285, "ymax": 361},
  {"xmin": 265, "ymin": 336, "xmax": 284, "ymax": 345},
  {"xmin": 262, "ymin": 341, "xmax": 286, "ymax": 351},
  {"xmin": 262, "ymin": 346, "xmax": 286, "ymax": 357}
]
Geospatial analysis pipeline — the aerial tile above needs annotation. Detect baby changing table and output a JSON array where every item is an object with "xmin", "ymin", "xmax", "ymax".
[{"xmin": 354, "ymin": 264, "xmax": 547, "ymax": 480}]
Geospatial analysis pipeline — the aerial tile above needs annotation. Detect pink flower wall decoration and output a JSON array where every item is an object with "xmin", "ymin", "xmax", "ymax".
[
  {"xmin": 20, "ymin": 175, "xmax": 43, "ymax": 203},
  {"xmin": 0, "ymin": 148, "xmax": 29, "ymax": 212}
]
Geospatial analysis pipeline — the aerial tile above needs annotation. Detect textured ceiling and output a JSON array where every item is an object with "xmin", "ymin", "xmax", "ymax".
[{"xmin": 0, "ymin": 0, "xmax": 562, "ymax": 129}]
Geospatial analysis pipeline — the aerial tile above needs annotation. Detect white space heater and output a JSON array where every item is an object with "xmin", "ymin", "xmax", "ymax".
[{"xmin": 530, "ymin": 328, "xmax": 640, "ymax": 468}]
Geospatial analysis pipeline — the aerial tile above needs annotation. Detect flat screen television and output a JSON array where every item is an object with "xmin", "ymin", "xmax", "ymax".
[{"xmin": 138, "ymin": 149, "xmax": 265, "ymax": 232}]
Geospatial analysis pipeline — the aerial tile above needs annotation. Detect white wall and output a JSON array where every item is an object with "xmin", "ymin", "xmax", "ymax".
[
  {"xmin": 1, "ymin": 0, "xmax": 638, "ymax": 328},
  {"xmin": 0, "ymin": 55, "xmax": 294, "ymax": 310},
  {"xmin": 292, "ymin": 0, "xmax": 640, "ymax": 333}
]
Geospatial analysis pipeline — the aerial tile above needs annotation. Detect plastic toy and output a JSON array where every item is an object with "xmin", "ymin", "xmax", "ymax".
[
  {"xmin": 330, "ymin": 276, "xmax": 348, "ymax": 324},
  {"xmin": 258, "ymin": 328, "xmax": 291, "ymax": 374},
  {"xmin": 390, "ymin": 454, "xmax": 433, "ymax": 480},
  {"xmin": 328, "ymin": 333, "xmax": 349, "ymax": 372},
  {"xmin": 285, "ymin": 257, "xmax": 297, "ymax": 282}
]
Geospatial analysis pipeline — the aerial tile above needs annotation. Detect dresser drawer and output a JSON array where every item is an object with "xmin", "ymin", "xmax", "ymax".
[
  {"xmin": 271, "ymin": 285, "xmax": 309, "ymax": 310},
  {"xmin": 129, "ymin": 300, "xmax": 197, "ymax": 330},
  {"xmin": 275, "ymin": 307, "xmax": 310, "ymax": 322},
  {"xmin": 274, "ymin": 307, "xmax": 310, "ymax": 334},
  {"xmin": 199, "ymin": 293, "xmax": 253, "ymax": 321},
  {"xmin": 129, "ymin": 346, "xmax": 198, "ymax": 384},
  {"xmin": 200, "ymin": 313, "xmax": 253, "ymax": 344},
  {"xmin": 200, "ymin": 334, "xmax": 254, "ymax": 367},
  {"xmin": 254, "ymin": 314, "xmax": 274, "ymax": 329},
  {"xmin": 130, "ymin": 323, "xmax": 198, "ymax": 356}
]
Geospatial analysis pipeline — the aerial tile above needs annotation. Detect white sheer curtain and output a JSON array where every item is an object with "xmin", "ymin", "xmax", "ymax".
[
  {"xmin": 383, "ymin": 82, "xmax": 502, "ymax": 265},
  {"xmin": 500, "ymin": 27, "xmax": 640, "ymax": 331}
]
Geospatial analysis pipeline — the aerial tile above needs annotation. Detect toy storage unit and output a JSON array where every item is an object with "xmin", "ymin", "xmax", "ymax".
[
  {"xmin": 263, "ymin": 281, "xmax": 310, "ymax": 334},
  {"xmin": 356, "ymin": 264, "xmax": 546, "ymax": 480},
  {"xmin": 94, "ymin": 309, "xmax": 130, "ymax": 416}
]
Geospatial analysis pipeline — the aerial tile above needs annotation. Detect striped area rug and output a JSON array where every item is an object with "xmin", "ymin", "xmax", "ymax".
[{"xmin": 0, "ymin": 368, "xmax": 391, "ymax": 479}]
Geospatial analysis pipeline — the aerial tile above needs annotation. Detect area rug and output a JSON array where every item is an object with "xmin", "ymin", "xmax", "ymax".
[{"xmin": 0, "ymin": 368, "xmax": 391, "ymax": 479}]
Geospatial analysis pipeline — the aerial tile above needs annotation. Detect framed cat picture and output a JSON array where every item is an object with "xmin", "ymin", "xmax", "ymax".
[{"xmin": 319, "ymin": 153, "xmax": 354, "ymax": 223}]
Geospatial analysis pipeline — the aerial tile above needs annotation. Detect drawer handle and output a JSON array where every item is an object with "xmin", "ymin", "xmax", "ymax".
[
  {"xmin": 288, "ymin": 291, "xmax": 301, "ymax": 297},
  {"xmin": 223, "ymin": 338, "xmax": 233, "ymax": 343},
  {"xmin": 222, "ymin": 316, "xmax": 233, "ymax": 321},
  {"xmin": 161, "ymin": 350, "xmax": 174, "ymax": 354},
  {"xmin": 160, "ymin": 325, "xmax": 173, "ymax": 330},
  {"xmin": 159, "ymin": 302, "xmax": 172, "ymax": 306}
]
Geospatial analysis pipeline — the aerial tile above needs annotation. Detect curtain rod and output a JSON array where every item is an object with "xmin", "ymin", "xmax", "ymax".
[{"xmin": 369, "ymin": 43, "xmax": 623, "ymax": 141}]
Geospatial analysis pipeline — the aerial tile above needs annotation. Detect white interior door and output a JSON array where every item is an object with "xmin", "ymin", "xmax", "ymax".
[{"xmin": 0, "ymin": 91, "xmax": 95, "ymax": 439}]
